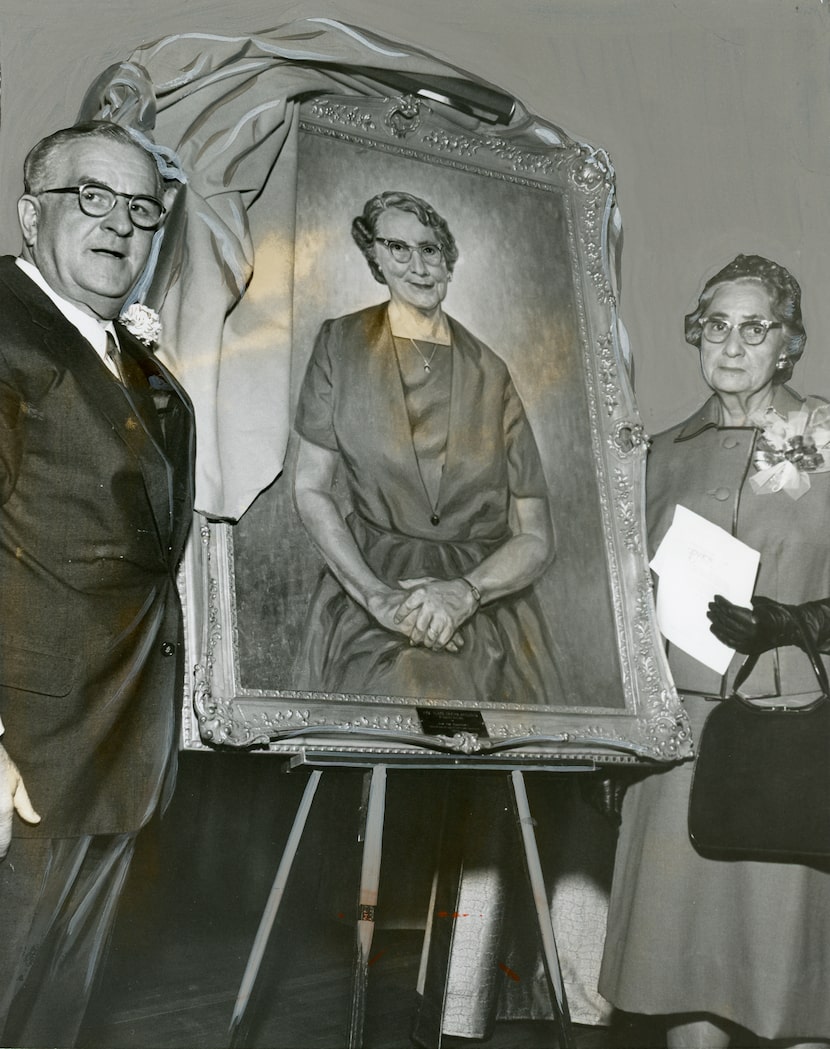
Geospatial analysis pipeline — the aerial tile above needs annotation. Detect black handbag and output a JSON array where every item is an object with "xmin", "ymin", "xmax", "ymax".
[{"xmin": 688, "ymin": 609, "xmax": 830, "ymax": 863}]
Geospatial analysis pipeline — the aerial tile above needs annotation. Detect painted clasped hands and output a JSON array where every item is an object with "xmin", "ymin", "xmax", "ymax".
[{"xmin": 392, "ymin": 575, "xmax": 480, "ymax": 652}]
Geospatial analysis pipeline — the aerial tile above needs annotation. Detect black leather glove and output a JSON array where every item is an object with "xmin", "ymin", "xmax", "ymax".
[
  {"xmin": 792, "ymin": 598, "xmax": 830, "ymax": 654},
  {"xmin": 707, "ymin": 593, "xmax": 801, "ymax": 654}
]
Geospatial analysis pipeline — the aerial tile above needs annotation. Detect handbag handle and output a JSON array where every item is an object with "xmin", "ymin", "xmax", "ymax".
[{"xmin": 731, "ymin": 604, "xmax": 830, "ymax": 702}]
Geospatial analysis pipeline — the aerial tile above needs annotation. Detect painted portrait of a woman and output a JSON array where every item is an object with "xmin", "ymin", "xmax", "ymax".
[{"xmin": 292, "ymin": 190, "xmax": 564, "ymax": 706}]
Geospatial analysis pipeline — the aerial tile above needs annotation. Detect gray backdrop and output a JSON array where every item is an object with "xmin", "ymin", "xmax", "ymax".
[{"xmin": 1, "ymin": 0, "xmax": 828, "ymax": 437}]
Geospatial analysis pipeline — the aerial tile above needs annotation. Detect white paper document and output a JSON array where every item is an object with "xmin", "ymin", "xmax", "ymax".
[{"xmin": 650, "ymin": 505, "xmax": 760, "ymax": 674}]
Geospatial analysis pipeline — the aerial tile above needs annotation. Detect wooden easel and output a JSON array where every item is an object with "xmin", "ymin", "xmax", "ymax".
[{"xmin": 228, "ymin": 753, "xmax": 594, "ymax": 1049}]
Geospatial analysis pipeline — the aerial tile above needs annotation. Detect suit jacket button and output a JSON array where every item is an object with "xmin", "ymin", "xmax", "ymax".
[{"xmin": 161, "ymin": 641, "xmax": 176, "ymax": 657}]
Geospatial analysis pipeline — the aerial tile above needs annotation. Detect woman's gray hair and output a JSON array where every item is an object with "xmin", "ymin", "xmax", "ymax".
[
  {"xmin": 685, "ymin": 254, "xmax": 806, "ymax": 384},
  {"xmin": 351, "ymin": 190, "xmax": 459, "ymax": 284}
]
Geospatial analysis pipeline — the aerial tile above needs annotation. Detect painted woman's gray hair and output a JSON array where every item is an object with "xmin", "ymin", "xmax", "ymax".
[{"xmin": 351, "ymin": 190, "xmax": 459, "ymax": 284}]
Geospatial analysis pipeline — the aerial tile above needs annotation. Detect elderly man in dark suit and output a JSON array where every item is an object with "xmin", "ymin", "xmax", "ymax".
[{"xmin": 0, "ymin": 120, "xmax": 195, "ymax": 1047}]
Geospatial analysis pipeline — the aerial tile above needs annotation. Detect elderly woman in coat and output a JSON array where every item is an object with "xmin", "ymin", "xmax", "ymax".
[{"xmin": 599, "ymin": 254, "xmax": 830, "ymax": 1048}]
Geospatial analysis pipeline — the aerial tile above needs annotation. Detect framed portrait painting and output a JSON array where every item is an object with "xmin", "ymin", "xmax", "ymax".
[{"xmin": 183, "ymin": 90, "xmax": 687, "ymax": 766}]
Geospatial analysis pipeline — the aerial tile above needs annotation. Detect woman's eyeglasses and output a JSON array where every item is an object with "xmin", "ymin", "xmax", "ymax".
[
  {"xmin": 375, "ymin": 237, "xmax": 444, "ymax": 265},
  {"xmin": 36, "ymin": 182, "xmax": 166, "ymax": 230},
  {"xmin": 700, "ymin": 318, "xmax": 782, "ymax": 346}
]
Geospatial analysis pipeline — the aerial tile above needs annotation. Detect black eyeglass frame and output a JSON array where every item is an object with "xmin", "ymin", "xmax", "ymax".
[
  {"xmin": 374, "ymin": 237, "xmax": 445, "ymax": 265},
  {"xmin": 699, "ymin": 317, "xmax": 783, "ymax": 346},
  {"xmin": 36, "ymin": 182, "xmax": 167, "ymax": 231}
]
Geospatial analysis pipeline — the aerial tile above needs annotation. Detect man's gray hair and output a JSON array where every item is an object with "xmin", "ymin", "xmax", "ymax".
[{"xmin": 23, "ymin": 121, "xmax": 165, "ymax": 197}]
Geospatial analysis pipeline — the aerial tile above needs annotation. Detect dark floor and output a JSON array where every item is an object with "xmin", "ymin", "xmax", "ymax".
[
  {"xmin": 77, "ymin": 754, "xmax": 666, "ymax": 1049},
  {"xmin": 81, "ymin": 921, "xmax": 664, "ymax": 1049}
]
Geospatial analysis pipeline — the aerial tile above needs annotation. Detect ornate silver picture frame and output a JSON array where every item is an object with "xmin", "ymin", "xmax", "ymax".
[{"xmin": 183, "ymin": 91, "xmax": 689, "ymax": 765}]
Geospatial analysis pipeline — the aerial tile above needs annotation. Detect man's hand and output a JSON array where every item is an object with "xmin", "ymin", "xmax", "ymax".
[{"xmin": 0, "ymin": 743, "xmax": 40, "ymax": 859}]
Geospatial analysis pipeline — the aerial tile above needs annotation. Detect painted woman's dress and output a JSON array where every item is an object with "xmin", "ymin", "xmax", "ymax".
[{"xmin": 293, "ymin": 302, "xmax": 563, "ymax": 705}]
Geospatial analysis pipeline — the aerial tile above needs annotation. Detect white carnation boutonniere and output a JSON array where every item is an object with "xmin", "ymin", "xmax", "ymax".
[
  {"xmin": 748, "ymin": 404, "xmax": 830, "ymax": 499},
  {"xmin": 119, "ymin": 303, "xmax": 162, "ymax": 347}
]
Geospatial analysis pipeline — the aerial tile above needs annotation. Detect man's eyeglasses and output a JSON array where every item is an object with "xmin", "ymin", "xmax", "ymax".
[
  {"xmin": 36, "ymin": 182, "xmax": 166, "ymax": 231},
  {"xmin": 375, "ymin": 237, "xmax": 444, "ymax": 266},
  {"xmin": 700, "ymin": 317, "xmax": 782, "ymax": 346}
]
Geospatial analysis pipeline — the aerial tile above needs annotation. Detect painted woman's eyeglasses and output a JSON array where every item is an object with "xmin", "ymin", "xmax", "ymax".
[
  {"xmin": 375, "ymin": 237, "xmax": 444, "ymax": 265},
  {"xmin": 700, "ymin": 318, "xmax": 782, "ymax": 346},
  {"xmin": 37, "ymin": 182, "xmax": 166, "ymax": 230}
]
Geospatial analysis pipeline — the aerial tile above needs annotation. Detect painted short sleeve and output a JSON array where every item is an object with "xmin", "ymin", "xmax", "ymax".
[
  {"xmin": 294, "ymin": 320, "xmax": 339, "ymax": 451},
  {"xmin": 503, "ymin": 374, "xmax": 548, "ymax": 499}
]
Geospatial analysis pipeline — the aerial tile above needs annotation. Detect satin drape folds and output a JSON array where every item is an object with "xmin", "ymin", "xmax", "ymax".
[{"xmin": 78, "ymin": 18, "xmax": 619, "ymax": 520}]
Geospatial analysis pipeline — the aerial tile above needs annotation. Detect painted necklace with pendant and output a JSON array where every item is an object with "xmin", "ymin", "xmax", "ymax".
[{"xmin": 409, "ymin": 338, "xmax": 439, "ymax": 373}]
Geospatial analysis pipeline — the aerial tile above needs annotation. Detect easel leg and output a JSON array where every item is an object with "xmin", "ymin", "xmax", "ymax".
[
  {"xmin": 510, "ymin": 769, "xmax": 575, "ymax": 1049},
  {"xmin": 412, "ymin": 774, "xmax": 460, "ymax": 1048},
  {"xmin": 348, "ymin": 764, "xmax": 388, "ymax": 1049},
  {"xmin": 228, "ymin": 768, "xmax": 323, "ymax": 1047}
]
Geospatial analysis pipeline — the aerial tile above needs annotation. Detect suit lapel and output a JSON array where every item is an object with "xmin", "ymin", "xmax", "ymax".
[
  {"xmin": 0, "ymin": 260, "xmax": 185, "ymax": 555},
  {"xmin": 46, "ymin": 322, "xmax": 179, "ymax": 550},
  {"xmin": 115, "ymin": 338, "xmax": 166, "ymax": 446},
  {"xmin": 116, "ymin": 324, "xmax": 196, "ymax": 560}
]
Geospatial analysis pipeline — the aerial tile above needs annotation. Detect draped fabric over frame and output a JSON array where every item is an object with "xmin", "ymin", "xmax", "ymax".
[{"xmin": 78, "ymin": 17, "xmax": 625, "ymax": 520}]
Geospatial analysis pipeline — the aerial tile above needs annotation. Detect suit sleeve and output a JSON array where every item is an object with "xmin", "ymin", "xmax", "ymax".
[
  {"xmin": 0, "ymin": 369, "xmax": 22, "ymax": 733},
  {"xmin": 0, "ymin": 378, "xmax": 24, "ymax": 504}
]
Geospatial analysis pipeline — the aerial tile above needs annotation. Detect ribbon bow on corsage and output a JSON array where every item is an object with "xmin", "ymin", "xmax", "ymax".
[{"xmin": 748, "ymin": 405, "xmax": 830, "ymax": 499}]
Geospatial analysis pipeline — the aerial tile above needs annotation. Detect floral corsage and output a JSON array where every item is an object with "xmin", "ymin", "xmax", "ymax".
[
  {"xmin": 118, "ymin": 303, "xmax": 161, "ymax": 348},
  {"xmin": 748, "ymin": 404, "xmax": 830, "ymax": 499}
]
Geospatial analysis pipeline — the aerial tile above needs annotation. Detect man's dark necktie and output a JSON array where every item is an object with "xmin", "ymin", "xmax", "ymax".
[{"xmin": 105, "ymin": 331, "xmax": 127, "ymax": 385}]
